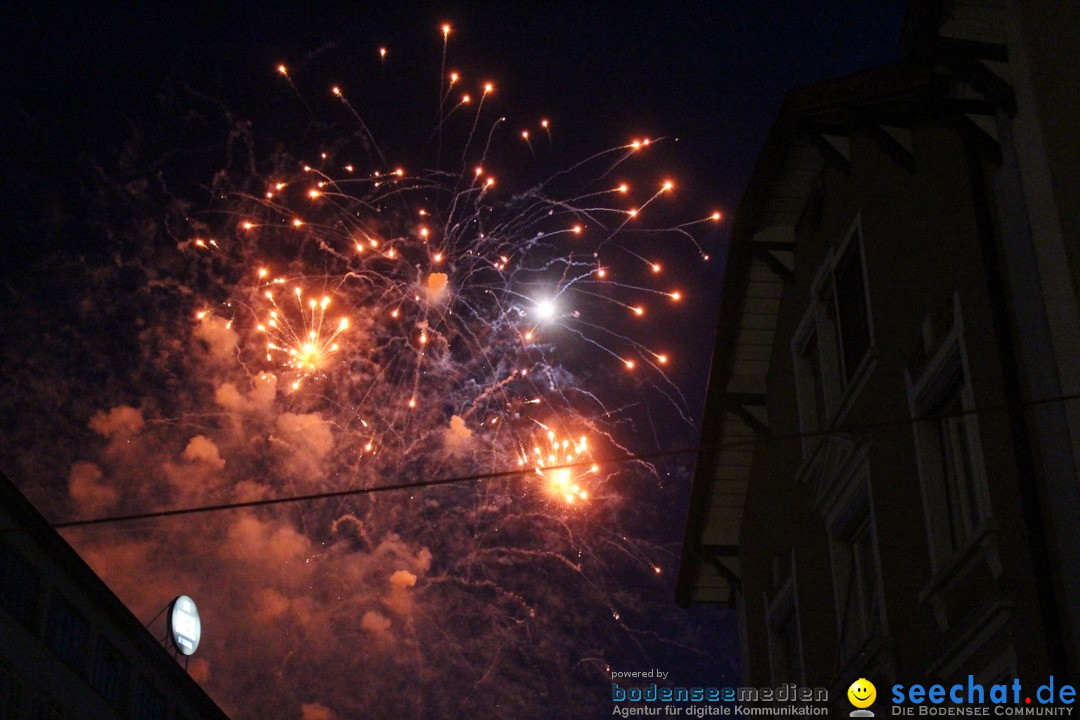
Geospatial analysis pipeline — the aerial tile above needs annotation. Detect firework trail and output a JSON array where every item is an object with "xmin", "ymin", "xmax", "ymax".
[
  {"xmin": 29, "ymin": 27, "xmax": 726, "ymax": 720},
  {"xmin": 190, "ymin": 41, "xmax": 719, "ymax": 504}
]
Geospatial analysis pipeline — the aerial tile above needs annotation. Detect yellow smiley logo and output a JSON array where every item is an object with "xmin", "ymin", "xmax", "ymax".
[{"xmin": 847, "ymin": 678, "xmax": 876, "ymax": 708}]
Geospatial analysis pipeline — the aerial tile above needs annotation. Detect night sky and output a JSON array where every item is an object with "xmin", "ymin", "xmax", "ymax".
[{"xmin": 1, "ymin": 3, "xmax": 903, "ymax": 719}]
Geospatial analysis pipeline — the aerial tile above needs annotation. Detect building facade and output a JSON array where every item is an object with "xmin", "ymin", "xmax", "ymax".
[
  {"xmin": 677, "ymin": 0, "xmax": 1080, "ymax": 711},
  {"xmin": 0, "ymin": 472, "xmax": 229, "ymax": 720}
]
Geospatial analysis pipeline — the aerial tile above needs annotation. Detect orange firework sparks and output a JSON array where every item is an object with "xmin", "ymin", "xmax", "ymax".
[
  {"xmin": 522, "ymin": 428, "xmax": 597, "ymax": 506},
  {"xmin": 257, "ymin": 284, "xmax": 350, "ymax": 389}
]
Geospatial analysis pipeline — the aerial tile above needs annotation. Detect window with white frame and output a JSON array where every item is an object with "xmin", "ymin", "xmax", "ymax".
[
  {"xmin": 765, "ymin": 553, "xmax": 804, "ymax": 685},
  {"xmin": 793, "ymin": 215, "xmax": 874, "ymax": 449},
  {"xmin": 906, "ymin": 295, "xmax": 991, "ymax": 572},
  {"xmin": 833, "ymin": 514, "xmax": 885, "ymax": 661},
  {"xmin": 793, "ymin": 327, "xmax": 827, "ymax": 439},
  {"xmin": 825, "ymin": 453, "xmax": 886, "ymax": 663},
  {"xmin": 835, "ymin": 242, "xmax": 872, "ymax": 382}
]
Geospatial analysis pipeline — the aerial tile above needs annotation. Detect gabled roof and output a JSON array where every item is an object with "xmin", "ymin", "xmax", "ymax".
[{"xmin": 675, "ymin": 51, "xmax": 1010, "ymax": 606}]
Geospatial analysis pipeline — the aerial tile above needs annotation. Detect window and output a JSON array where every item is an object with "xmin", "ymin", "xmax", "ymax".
[
  {"xmin": 0, "ymin": 540, "xmax": 41, "ymax": 631},
  {"xmin": 91, "ymin": 635, "xmax": 131, "ymax": 711},
  {"xmin": 794, "ymin": 329, "xmax": 827, "ymax": 439},
  {"xmin": 0, "ymin": 662, "xmax": 26, "ymax": 720},
  {"xmin": 925, "ymin": 366, "xmax": 981, "ymax": 549},
  {"xmin": 832, "ymin": 514, "xmax": 885, "ymax": 660},
  {"xmin": 134, "ymin": 677, "xmax": 169, "ymax": 720},
  {"xmin": 44, "ymin": 592, "xmax": 89, "ymax": 674},
  {"xmin": 824, "ymin": 452, "xmax": 886, "ymax": 664},
  {"xmin": 907, "ymin": 295, "xmax": 991, "ymax": 572},
  {"xmin": 769, "ymin": 609, "xmax": 802, "ymax": 684},
  {"xmin": 765, "ymin": 553, "xmax": 804, "ymax": 684},
  {"xmin": 833, "ymin": 238, "xmax": 871, "ymax": 383},
  {"xmin": 793, "ymin": 215, "xmax": 874, "ymax": 446},
  {"xmin": 29, "ymin": 701, "xmax": 64, "ymax": 720}
]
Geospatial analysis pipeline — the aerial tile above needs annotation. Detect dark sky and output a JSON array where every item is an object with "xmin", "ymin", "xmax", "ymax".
[
  {"xmin": 3, "ymin": 0, "xmax": 907, "ymax": 432},
  {"xmin": 1, "ymin": 3, "xmax": 905, "ymax": 719},
  {"xmin": 4, "ymin": 1, "xmax": 906, "ymax": 254}
]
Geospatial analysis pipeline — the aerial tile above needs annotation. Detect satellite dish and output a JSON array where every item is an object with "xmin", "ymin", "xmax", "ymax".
[{"xmin": 168, "ymin": 595, "xmax": 201, "ymax": 656}]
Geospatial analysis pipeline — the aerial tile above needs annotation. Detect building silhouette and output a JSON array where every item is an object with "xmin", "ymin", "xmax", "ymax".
[
  {"xmin": 677, "ymin": 0, "xmax": 1080, "ymax": 710},
  {"xmin": 0, "ymin": 472, "xmax": 230, "ymax": 720}
]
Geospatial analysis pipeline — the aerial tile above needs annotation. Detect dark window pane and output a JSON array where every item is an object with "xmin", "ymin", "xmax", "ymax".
[
  {"xmin": 836, "ymin": 540, "xmax": 860, "ymax": 659},
  {"xmin": 821, "ymin": 277, "xmax": 844, "ymax": 382},
  {"xmin": 807, "ymin": 333, "xmax": 827, "ymax": 428},
  {"xmin": 929, "ymin": 367, "xmax": 980, "ymax": 551},
  {"xmin": 783, "ymin": 618, "xmax": 800, "ymax": 682},
  {"xmin": 835, "ymin": 239, "xmax": 871, "ymax": 381},
  {"xmin": 769, "ymin": 608, "xmax": 800, "ymax": 684},
  {"xmin": 0, "ymin": 662, "xmax": 26, "ymax": 720},
  {"xmin": 835, "ymin": 512, "xmax": 883, "ymax": 660},
  {"xmin": 91, "ymin": 636, "xmax": 130, "ymax": 710},
  {"xmin": 30, "ymin": 701, "xmax": 63, "ymax": 720},
  {"xmin": 44, "ymin": 593, "xmax": 89, "ymax": 674},
  {"xmin": 854, "ymin": 520, "xmax": 881, "ymax": 637},
  {"xmin": 0, "ymin": 541, "xmax": 41, "ymax": 631},
  {"xmin": 134, "ymin": 677, "xmax": 168, "ymax": 720}
]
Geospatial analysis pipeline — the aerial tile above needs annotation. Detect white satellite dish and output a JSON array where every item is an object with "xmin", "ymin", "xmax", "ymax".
[{"xmin": 168, "ymin": 595, "xmax": 201, "ymax": 656}]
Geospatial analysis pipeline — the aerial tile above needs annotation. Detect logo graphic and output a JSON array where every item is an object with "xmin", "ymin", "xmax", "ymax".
[
  {"xmin": 847, "ymin": 678, "xmax": 876, "ymax": 717},
  {"xmin": 168, "ymin": 594, "xmax": 202, "ymax": 656}
]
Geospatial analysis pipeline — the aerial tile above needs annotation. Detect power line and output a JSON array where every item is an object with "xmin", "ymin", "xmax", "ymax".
[
  {"xmin": 48, "ymin": 447, "xmax": 693, "ymax": 530},
  {"xmin": 12, "ymin": 387, "xmax": 1079, "ymax": 532}
]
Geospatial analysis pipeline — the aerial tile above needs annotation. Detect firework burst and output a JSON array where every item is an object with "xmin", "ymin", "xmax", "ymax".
[
  {"xmin": 41, "ymin": 25, "xmax": 725, "ymax": 720},
  {"xmin": 256, "ymin": 284, "xmax": 350, "ymax": 389},
  {"xmin": 523, "ymin": 426, "xmax": 596, "ymax": 505},
  {"xmin": 187, "ymin": 64, "xmax": 718, "ymax": 485}
]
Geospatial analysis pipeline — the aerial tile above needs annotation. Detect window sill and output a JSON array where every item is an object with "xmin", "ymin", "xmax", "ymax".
[
  {"xmin": 794, "ymin": 349, "xmax": 876, "ymax": 462},
  {"xmin": 918, "ymin": 519, "xmax": 1002, "ymax": 631},
  {"xmin": 832, "ymin": 635, "xmax": 894, "ymax": 717},
  {"xmin": 795, "ymin": 350, "xmax": 877, "ymax": 488},
  {"xmin": 832, "ymin": 349, "xmax": 878, "ymax": 428},
  {"xmin": 838, "ymin": 633, "xmax": 892, "ymax": 685}
]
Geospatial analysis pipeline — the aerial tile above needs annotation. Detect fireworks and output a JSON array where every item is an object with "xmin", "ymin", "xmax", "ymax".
[
  {"xmin": 256, "ymin": 286, "xmax": 350, "ymax": 390},
  {"xmin": 185, "ymin": 51, "xmax": 718, "ymax": 498},
  {"xmin": 51, "ymin": 24, "xmax": 725, "ymax": 719},
  {"xmin": 523, "ymin": 427, "xmax": 597, "ymax": 505}
]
